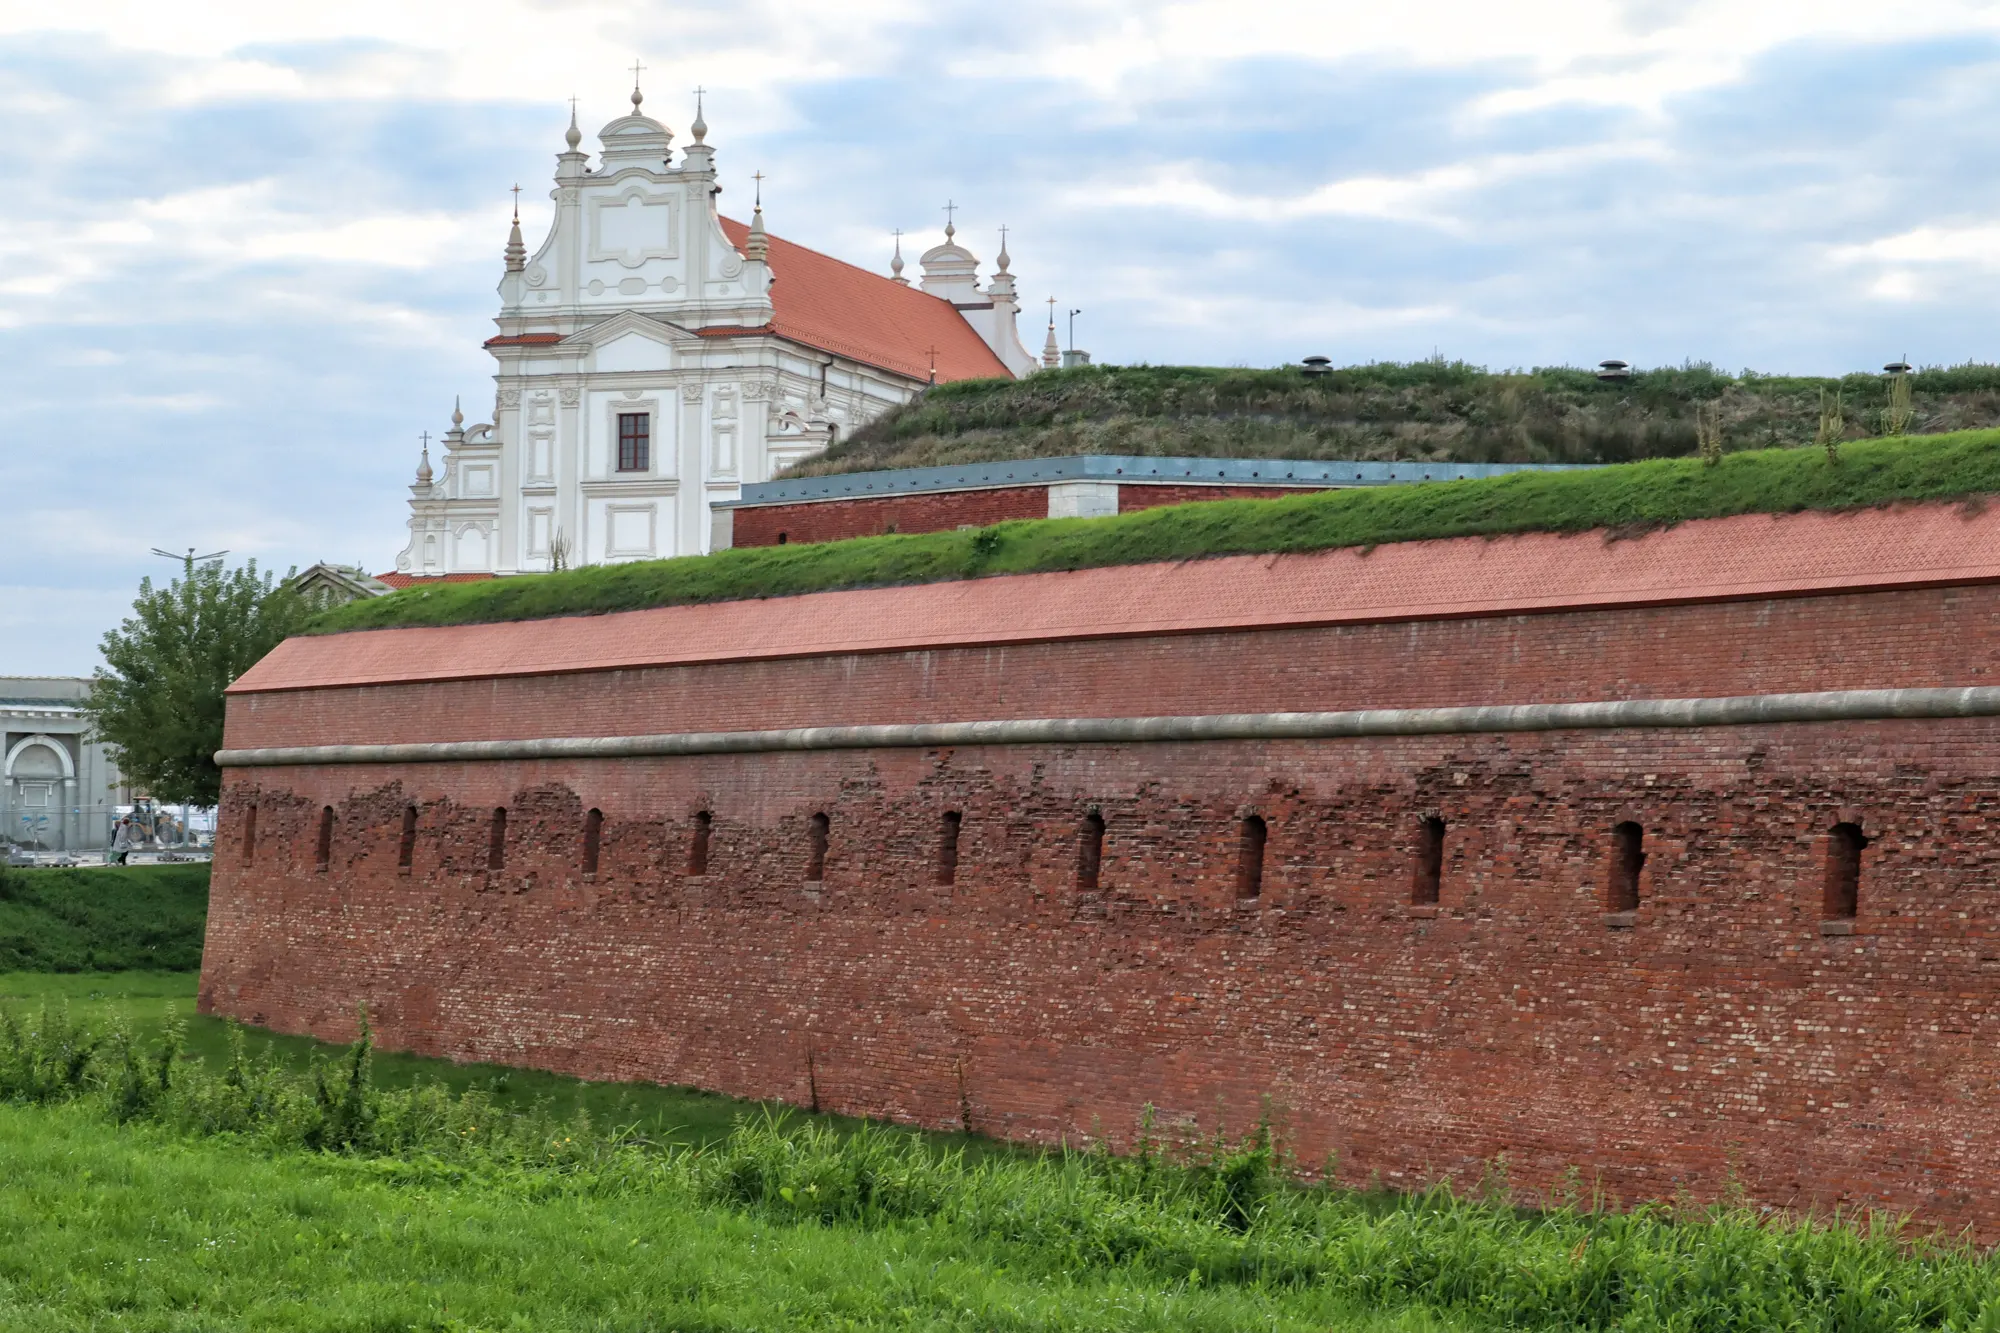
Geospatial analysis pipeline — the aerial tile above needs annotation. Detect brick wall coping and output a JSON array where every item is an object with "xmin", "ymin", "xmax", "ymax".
[
  {"xmin": 720, "ymin": 453, "xmax": 1598, "ymax": 507},
  {"xmin": 215, "ymin": 684, "xmax": 2000, "ymax": 767},
  {"xmin": 233, "ymin": 501, "xmax": 2000, "ymax": 695}
]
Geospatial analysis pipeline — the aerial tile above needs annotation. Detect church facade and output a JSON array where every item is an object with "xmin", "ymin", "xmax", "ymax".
[{"xmin": 394, "ymin": 87, "xmax": 1041, "ymax": 577}]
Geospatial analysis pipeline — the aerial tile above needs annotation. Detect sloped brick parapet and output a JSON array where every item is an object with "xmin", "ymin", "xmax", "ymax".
[{"xmin": 205, "ymin": 500, "xmax": 2000, "ymax": 1235}]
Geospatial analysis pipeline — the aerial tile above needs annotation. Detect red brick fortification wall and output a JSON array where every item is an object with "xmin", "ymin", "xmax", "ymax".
[
  {"xmin": 202, "ymin": 504, "xmax": 2000, "ymax": 1234},
  {"xmin": 731, "ymin": 486, "xmax": 1049, "ymax": 546},
  {"xmin": 205, "ymin": 718, "xmax": 2000, "ymax": 1234}
]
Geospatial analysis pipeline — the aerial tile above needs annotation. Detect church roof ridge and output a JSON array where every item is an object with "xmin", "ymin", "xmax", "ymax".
[{"xmin": 717, "ymin": 215, "xmax": 1007, "ymax": 383}]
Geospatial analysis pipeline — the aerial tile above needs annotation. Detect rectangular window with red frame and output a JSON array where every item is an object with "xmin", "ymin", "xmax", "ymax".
[{"xmin": 617, "ymin": 412, "xmax": 650, "ymax": 472}]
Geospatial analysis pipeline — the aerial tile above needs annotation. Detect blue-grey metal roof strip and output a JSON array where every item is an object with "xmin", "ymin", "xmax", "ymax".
[
  {"xmin": 717, "ymin": 454, "xmax": 1600, "ymax": 508},
  {"xmin": 216, "ymin": 686, "xmax": 2000, "ymax": 767}
]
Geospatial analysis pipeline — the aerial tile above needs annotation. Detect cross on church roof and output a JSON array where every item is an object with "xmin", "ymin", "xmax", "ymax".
[
  {"xmin": 631, "ymin": 59, "xmax": 646, "ymax": 87},
  {"xmin": 419, "ymin": 431, "xmax": 432, "ymax": 449},
  {"xmin": 510, "ymin": 183, "xmax": 521, "ymax": 220},
  {"xmin": 752, "ymin": 171, "xmax": 765, "ymax": 206},
  {"xmin": 942, "ymin": 200, "xmax": 957, "ymax": 228}
]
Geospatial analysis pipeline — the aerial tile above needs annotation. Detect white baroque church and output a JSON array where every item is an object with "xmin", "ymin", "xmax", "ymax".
[{"xmin": 392, "ymin": 84, "xmax": 1046, "ymax": 579}]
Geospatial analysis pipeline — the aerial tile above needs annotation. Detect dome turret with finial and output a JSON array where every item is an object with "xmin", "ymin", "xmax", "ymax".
[
  {"xmin": 919, "ymin": 200, "xmax": 982, "ymax": 302},
  {"xmin": 597, "ymin": 60, "xmax": 674, "ymax": 167}
]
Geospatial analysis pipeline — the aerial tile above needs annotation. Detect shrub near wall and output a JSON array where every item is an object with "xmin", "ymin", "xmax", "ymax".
[{"xmin": 0, "ymin": 864, "xmax": 209, "ymax": 972}]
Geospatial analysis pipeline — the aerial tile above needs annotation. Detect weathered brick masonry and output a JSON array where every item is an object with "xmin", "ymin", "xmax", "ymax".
[
  {"xmin": 206, "ymin": 503, "xmax": 2000, "ymax": 1234},
  {"xmin": 728, "ymin": 481, "xmax": 1305, "ymax": 547}
]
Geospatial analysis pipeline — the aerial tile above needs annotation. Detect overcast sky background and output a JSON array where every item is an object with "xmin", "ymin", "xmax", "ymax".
[{"xmin": 8, "ymin": 0, "xmax": 2000, "ymax": 675}]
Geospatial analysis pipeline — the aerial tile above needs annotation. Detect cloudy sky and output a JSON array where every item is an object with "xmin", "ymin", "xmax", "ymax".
[{"xmin": 7, "ymin": 0, "xmax": 2000, "ymax": 675}]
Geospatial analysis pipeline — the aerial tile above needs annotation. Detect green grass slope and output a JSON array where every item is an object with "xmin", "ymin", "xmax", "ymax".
[
  {"xmin": 0, "ymin": 863, "xmax": 209, "ymax": 972},
  {"xmin": 791, "ymin": 360, "xmax": 2000, "ymax": 477},
  {"xmin": 8, "ymin": 990, "xmax": 2000, "ymax": 1332},
  {"xmin": 316, "ymin": 428, "xmax": 2000, "ymax": 634}
]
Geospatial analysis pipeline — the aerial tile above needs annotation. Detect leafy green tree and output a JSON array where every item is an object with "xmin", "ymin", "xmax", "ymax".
[{"xmin": 86, "ymin": 559, "xmax": 311, "ymax": 806}]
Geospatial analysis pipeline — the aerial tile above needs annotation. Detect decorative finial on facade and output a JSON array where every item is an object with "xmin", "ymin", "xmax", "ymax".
[
  {"xmin": 927, "ymin": 344, "xmax": 938, "ymax": 387},
  {"xmin": 691, "ymin": 85, "xmax": 708, "ymax": 143},
  {"xmin": 565, "ymin": 97, "xmax": 582, "ymax": 150},
  {"xmin": 504, "ymin": 187, "xmax": 527, "ymax": 272},
  {"xmin": 942, "ymin": 199, "xmax": 957, "ymax": 241},
  {"xmin": 745, "ymin": 170, "xmax": 769, "ymax": 262},
  {"xmin": 1042, "ymin": 297, "xmax": 1061, "ymax": 369},
  {"xmin": 995, "ymin": 224, "xmax": 1011, "ymax": 273},
  {"xmin": 890, "ymin": 228, "xmax": 908, "ymax": 285},
  {"xmin": 630, "ymin": 60, "xmax": 646, "ymax": 113},
  {"xmin": 452, "ymin": 395, "xmax": 465, "ymax": 429},
  {"xmin": 415, "ymin": 431, "xmax": 434, "ymax": 484}
]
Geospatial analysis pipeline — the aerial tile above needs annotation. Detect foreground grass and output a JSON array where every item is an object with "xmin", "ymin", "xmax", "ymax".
[
  {"xmin": 0, "ymin": 863, "xmax": 208, "ymax": 971},
  {"xmin": 794, "ymin": 360, "xmax": 2000, "ymax": 476},
  {"xmin": 316, "ymin": 428, "xmax": 2000, "ymax": 633},
  {"xmin": 0, "ymin": 971, "xmax": 881, "ymax": 1152},
  {"xmin": 6, "ymin": 991, "xmax": 2000, "ymax": 1331},
  {"xmin": 0, "ymin": 1103, "xmax": 1452, "ymax": 1332}
]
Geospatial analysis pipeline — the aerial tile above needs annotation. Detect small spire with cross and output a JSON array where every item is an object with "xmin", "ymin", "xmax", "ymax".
[
  {"xmin": 690, "ymin": 85, "xmax": 708, "ymax": 143},
  {"xmin": 890, "ymin": 227, "xmax": 907, "ymax": 283},
  {"xmin": 927, "ymin": 344, "xmax": 938, "ymax": 386},
  {"xmin": 752, "ymin": 170, "xmax": 764, "ymax": 208},
  {"xmin": 629, "ymin": 59, "xmax": 647, "ymax": 111},
  {"xmin": 510, "ymin": 183, "xmax": 521, "ymax": 222},
  {"xmin": 942, "ymin": 199, "xmax": 957, "ymax": 239}
]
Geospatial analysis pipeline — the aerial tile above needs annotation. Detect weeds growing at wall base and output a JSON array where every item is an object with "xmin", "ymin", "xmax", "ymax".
[{"xmin": 5, "ymin": 999, "xmax": 2000, "ymax": 1331}]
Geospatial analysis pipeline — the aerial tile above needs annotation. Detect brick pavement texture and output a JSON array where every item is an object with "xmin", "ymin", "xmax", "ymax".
[{"xmin": 205, "ymin": 500, "xmax": 2000, "ymax": 1233}]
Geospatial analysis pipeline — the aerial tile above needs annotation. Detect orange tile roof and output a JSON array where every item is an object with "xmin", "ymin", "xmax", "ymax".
[
  {"xmin": 247, "ymin": 501, "xmax": 2000, "ymax": 694},
  {"xmin": 714, "ymin": 217, "xmax": 1011, "ymax": 384},
  {"xmin": 484, "ymin": 332, "xmax": 564, "ymax": 348}
]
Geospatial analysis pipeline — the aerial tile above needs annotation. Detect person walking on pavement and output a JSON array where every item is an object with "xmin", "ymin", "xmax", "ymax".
[{"xmin": 109, "ymin": 817, "xmax": 133, "ymax": 866}]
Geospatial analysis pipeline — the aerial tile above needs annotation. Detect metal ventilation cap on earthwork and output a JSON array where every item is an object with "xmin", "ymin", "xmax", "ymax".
[
  {"xmin": 1884, "ymin": 360, "xmax": 1913, "ymax": 374},
  {"xmin": 1301, "ymin": 355, "xmax": 1332, "ymax": 377},
  {"xmin": 1597, "ymin": 359, "xmax": 1631, "ymax": 380}
]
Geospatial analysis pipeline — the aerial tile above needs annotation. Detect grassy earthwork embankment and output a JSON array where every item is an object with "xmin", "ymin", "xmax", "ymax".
[{"xmin": 314, "ymin": 426, "xmax": 2000, "ymax": 634}]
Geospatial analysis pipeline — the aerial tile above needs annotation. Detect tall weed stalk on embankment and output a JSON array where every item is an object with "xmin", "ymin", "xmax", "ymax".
[{"xmin": 4, "ymin": 1000, "xmax": 2000, "ymax": 1332}]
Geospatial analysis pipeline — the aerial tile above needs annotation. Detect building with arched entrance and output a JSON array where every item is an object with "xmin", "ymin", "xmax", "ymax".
[{"xmin": 1, "ymin": 677, "xmax": 125, "ymax": 853}]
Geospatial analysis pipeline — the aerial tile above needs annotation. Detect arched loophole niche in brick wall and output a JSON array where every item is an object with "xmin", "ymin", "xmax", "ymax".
[
  {"xmin": 1607, "ymin": 821, "xmax": 1646, "ymax": 914},
  {"xmin": 581, "ymin": 808, "xmax": 603, "ymax": 877},
  {"xmin": 315, "ymin": 806, "xmax": 334, "ymax": 872},
  {"xmin": 936, "ymin": 811, "xmax": 963, "ymax": 886},
  {"xmin": 487, "ymin": 807, "xmax": 508, "ymax": 871},
  {"xmin": 398, "ymin": 805, "xmax": 417, "ymax": 869},
  {"xmin": 687, "ymin": 811, "xmax": 712, "ymax": 876},
  {"xmin": 1411, "ymin": 815, "xmax": 1444, "ymax": 905},
  {"xmin": 1076, "ymin": 809, "xmax": 1105, "ymax": 891},
  {"xmin": 1236, "ymin": 815, "xmax": 1267, "ymax": 899},
  {"xmin": 1826, "ymin": 821, "xmax": 1868, "ymax": 920},
  {"xmin": 805, "ymin": 812, "xmax": 829, "ymax": 882},
  {"xmin": 241, "ymin": 805, "xmax": 258, "ymax": 866}
]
